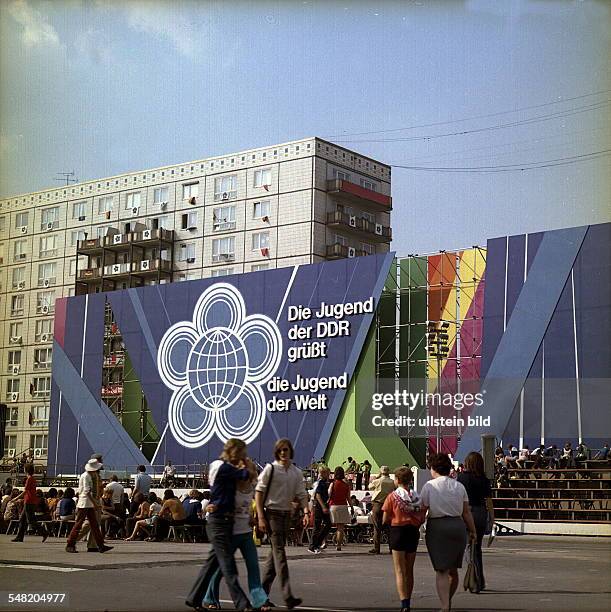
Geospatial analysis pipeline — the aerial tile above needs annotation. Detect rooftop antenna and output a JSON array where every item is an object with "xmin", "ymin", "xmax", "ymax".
[{"xmin": 55, "ymin": 171, "xmax": 78, "ymax": 186}]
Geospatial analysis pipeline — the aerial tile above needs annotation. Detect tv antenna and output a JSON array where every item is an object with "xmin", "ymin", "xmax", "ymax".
[{"xmin": 55, "ymin": 171, "xmax": 78, "ymax": 186}]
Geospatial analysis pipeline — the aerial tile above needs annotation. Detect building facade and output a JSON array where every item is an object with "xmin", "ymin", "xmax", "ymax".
[{"xmin": 0, "ymin": 137, "xmax": 392, "ymax": 462}]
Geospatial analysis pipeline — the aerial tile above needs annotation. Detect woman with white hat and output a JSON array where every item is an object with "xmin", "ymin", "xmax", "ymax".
[{"xmin": 65, "ymin": 459, "xmax": 113, "ymax": 553}]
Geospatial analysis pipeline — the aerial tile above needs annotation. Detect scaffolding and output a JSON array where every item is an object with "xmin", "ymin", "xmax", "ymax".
[{"xmin": 375, "ymin": 248, "xmax": 487, "ymax": 459}]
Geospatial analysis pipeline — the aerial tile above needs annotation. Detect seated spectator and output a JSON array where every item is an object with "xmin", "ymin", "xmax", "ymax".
[
  {"xmin": 46, "ymin": 488, "xmax": 59, "ymax": 516},
  {"xmin": 100, "ymin": 488, "xmax": 123, "ymax": 538},
  {"xmin": 361, "ymin": 491, "xmax": 373, "ymax": 512},
  {"xmin": 57, "ymin": 488, "xmax": 76, "ymax": 521},
  {"xmin": 200, "ymin": 490, "xmax": 211, "ymax": 514},
  {"xmin": 505, "ymin": 445, "xmax": 519, "ymax": 465},
  {"xmin": 2, "ymin": 478, "xmax": 13, "ymax": 497},
  {"xmin": 530, "ymin": 444, "xmax": 545, "ymax": 457},
  {"xmin": 125, "ymin": 493, "xmax": 161, "ymax": 541},
  {"xmin": 153, "ymin": 489, "xmax": 186, "ymax": 541},
  {"xmin": 162, "ymin": 461, "xmax": 177, "ymax": 487},
  {"xmin": 350, "ymin": 495, "xmax": 365, "ymax": 516},
  {"xmin": 125, "ymin": 492, "xmax": 146, "ymax": 536},
  {"xmin": 182, "ymin": 489, "xmax": 204, "ymax": 525},
  {"xmin": 495, "ymin": 446, "xmax": 505, "ymax": 465},
  {"xmin": 594, "ymin": 443, "xmax": 610, "ymax": 460},
  {"xmin": 35, "ymin": 490, "xmax": 52, "ymax": 522},
  {"xmin": 560, "ymin": 442, "xmax": 575, "ymax": 468},
  {"xmin": 3, "ymin": 489, "xmax": 22, "ymax": 522},
  {"xmin": 517, "ymin": 446, "xmax": 530, "ymax": 468},
  {"xmin": 575, "ymin": 443, "xmax": 589, "ymax": 462},
  {"xmin": 106, "ymin": 475, "xmax": 125, "ymax": 516}
]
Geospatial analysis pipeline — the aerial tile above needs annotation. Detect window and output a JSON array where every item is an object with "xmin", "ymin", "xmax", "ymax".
[
  {"xmin": 41, "ymin": 206, "xmax": 59, "ymax": 230},
  {"xmin": 29, "ymin": 434, "xmax": 48, "ymax": 456},
  {"xmin": 126, "ymin": 192, "xmax": 141, "ymax": 210},
  {"xmin": 32, "ymin": 377, "xmax": 51, "ymax": 397},
  {"xmin": 10, "ymin": 295, "xmax": 24, "ymax": 317},
  {"xmin": 34, "ymin": 348, "xmax": 52, "ymax": 369},
  {"xmin": 155, "ymin": 215, "xmax": 172, "ymax": 230},
  {"xmin": 13, "ymin": 240, "xmax": 27, "ymax": 261},
  {"xmin": 72, "ymin": 201, "xmax": 87, "ymax": 219},
  {"xmin": 360, "ymin": 178, "xmax": 376, "ymax": 191},
  {"xmin": 212, "ymin": 205, "xmax": 236, "ymax": 231},
  {"xmin": 252, "ymin": 232, "xmax": 270, "ymax": 251},
  {"xmin": 0, "ymin": 216, "xmax": 5, "ymax": 233},
  {"xmin": 361, "ymin": 242, "xmax": 374, "ymax": 255},
  {"xmin": 37, "ymin": 262, "xmax": 57, "ymax": 286},
  {"xmin": 6, "ymin": 379, "xmax": 20, "ymax": 401},
  {"xmin": 253, "ymin": 168, "xmax": 272, "ymax": 188},
  {"xmin": 181, "ymin": 211, "xmax": 198, "ymax": 230},
  {"xmin": 334, "ymin": 234, "xmax": 347, "ymax": 246},
  {"xmin": 35, "ymin": 319, "xmax": 53, "ymax": 341},
  {"xmin": 361, "ymin": 211, "xmax": 374, "ymax": 223},
  {"xmin": 70, "ymin": 230, "xmax": 87, "ymax": 247},
  {"xmin": 251, "ymin": 263, "xmax": 269, "ymax": 272},
  {"xmin": 6, "ymin": 407, "xmax": 18, "ymax": 427},
  {"xmin": 182, "ymin": 183, "xmax": 198, "ymax": 200},
  {"xmin": 9, "ymin": 322, "xmax": 23, "ymax": 340},
  {"xmin": 12, "ymin": 267, "xmax": 25, "ymax": 289},
  {"xmin": 4, "ymin": 435, "xmax": 17, "ymax": 456},
  {"xmin": 31, "ymin": 406, "xmax": 49, "ymax": 427},
  {"xmin": 212, "ymin": 237, "xmax": 235, "ymax": 262},
  {"xmin": 253, "ymin": 201, "xmax": 270, "ymax": 219},
  {"xmin": 335, "ymin": 170, "xmax": 350, "ymax": 181},
  {"xmin": 69, "ymin": 258, "xmax": 82, "ymax": 276},
  {"xmin": 98, "ymin": 196, "xmax": 114, "ymax": 214},
  {"xmin": 96, "ymin": 225, "xmax": 111, "ymax": 239},
  {"xmin": 36, "ymin": 290, "xmax": 55, "ymax": 314},
  {"xmin": 178, "ymin": 243, "xmax": 196, "ymax": 262},
  {"xmin": 39, "ymin": 234, "xmax": 57, "ymax": 257},
  {"xmin": 7, "ymin": 350, "xmax": 21, "ymax": 372},
  {"xmin": 153, "ymin": 187, "xmax": 169, "ymax": 205},
  {"xmin": 15, "ymin": 211, "xmax": 29, "ymax": 229},
  {"xmin": 211, "ymin": 268, "xmax": 233, "ymax": 277},
  {"xmin": 214, "ymin": 175, "xmax": 237, "ymax": 201}
]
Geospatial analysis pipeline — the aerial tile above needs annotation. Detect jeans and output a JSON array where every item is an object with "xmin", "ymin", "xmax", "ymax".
[
  {"xmin": 67, "ymin": 507, "xmax": 105, "ymax": 549},
  {"xmin": 261, "ymin": 509, "xmax": 294, "ymax": 603},
  {"xmin": 186, "ymin": 514, "xmax": 249, "ymax": 611},
  {"xmin": 15, "ymin": 503, "xmax": 48, "ymax": 540},
  {"xmin": 470, "ymin": 505, "xmax": 488, "ymax": 590},
  {"xmin": 310, "ymin": 506, "xmax": 331, "ymax": 550},
  {"xmin": 204, "ymin": 531, "xmax": 267, "ymax": 609}
]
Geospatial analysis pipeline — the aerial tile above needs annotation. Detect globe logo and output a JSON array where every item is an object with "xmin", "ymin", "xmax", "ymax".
[
  {"xmin": 187, "ymin": 329, "xmax": 248, "ymax": 410},
  {"xmin": 157, "ymin": 283, "xmax": 282, "ymax": 447}
]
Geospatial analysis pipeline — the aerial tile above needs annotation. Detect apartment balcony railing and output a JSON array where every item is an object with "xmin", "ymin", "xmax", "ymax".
[
  {"xmin": 326, "ymin": 179, "xmax": 392, "ymax": 212},
  {"xmin": 326, "ymin": 211, "xmax": 392, "ymax": 243},
  {"xmin": 325, "ymin": 243, "xmax": 370, "ymax": 260}
]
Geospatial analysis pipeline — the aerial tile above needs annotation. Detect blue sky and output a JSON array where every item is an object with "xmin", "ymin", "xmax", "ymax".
[{"xmin": 1, "ymin": 0, "xmax": 609, "ymax": 253}]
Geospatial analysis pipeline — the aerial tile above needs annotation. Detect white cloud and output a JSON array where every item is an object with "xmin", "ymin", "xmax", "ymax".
[
  {"xmin": 8, "ymin": 0, "xmax": 61, "ymax": 48},
  {"xmin": 123, "ymin": 1, "xmax": 198, "ymax": 59}
]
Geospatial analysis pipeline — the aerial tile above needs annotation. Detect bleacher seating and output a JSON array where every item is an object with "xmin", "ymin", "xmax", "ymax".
[{"xmin": 493, "ymin": 460, "xmax": 611, "ymax": 523}]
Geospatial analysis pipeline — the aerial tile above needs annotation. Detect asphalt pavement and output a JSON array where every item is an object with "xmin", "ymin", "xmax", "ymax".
[{"xmin": 0, "ymin": 534, "xmax": 609, "ymax": 611}]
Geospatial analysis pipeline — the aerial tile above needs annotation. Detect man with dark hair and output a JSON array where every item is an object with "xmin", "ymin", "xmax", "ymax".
[
  {"xmin": 256, "ymin": 438, "xmax": 310, "ymax": 610},
  {"xmin": 132, "ymin": 465, "xmax": 152, "ymax": 499},
  {"xmin": 106, "ymin": 474, "xmax": 124, "ymax": 516},
  {"xmin": 11, "ymin": 464, "xmax": 49, "ymax": 543},
  {"xmin": 308, "ymin": 466, "xmax": 331, "ymax": 554}
]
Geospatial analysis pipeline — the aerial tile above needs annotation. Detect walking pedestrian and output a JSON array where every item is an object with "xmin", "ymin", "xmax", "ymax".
[
  {"xmin": 255, "ymin": 438, "xmax": 310, "ymax": 610},
  {"xmin": 420, "ymin": 453, "xmax": 477, "ymax": 612},
  {"xmin": 457, "ymin": 451, "xmax": 494, "ymax": 592},
  {"xmin": 11, "ymin": 463, "xmax": 49, "ymax": 543},
  {"xmin": 328, "ymin": 466, "xmax": 354, "ymax": 551},
  {"xmin": 382, "ymin": 467, "xmax": 426, "ymax": 612},
  {"xmin": 368, "ymin": 465, "xmax": 395, "ymax": 554},
  {"xmin": 185, "ymin": 438, "xmax": 256, "ymax": 612},
  {"xmin": 85, "ymin": 452, "xmax": 105, "ymax": 551},
  {"xmin": 65, "ymin": 459, "xmax": 113, "ymax": 553},
  {"xmin": 308, "ymin": 466, "xmax": 331, "ymax": 553}
]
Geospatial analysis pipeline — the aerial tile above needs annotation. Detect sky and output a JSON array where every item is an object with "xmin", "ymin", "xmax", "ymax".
[{"xmin": 0, "ymin": 0, "xmax": 609, "ymax": 254}]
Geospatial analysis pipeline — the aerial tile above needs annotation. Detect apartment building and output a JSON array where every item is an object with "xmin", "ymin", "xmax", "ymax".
[{"xmin": 0, "ymin": 137, "xmax": 392, "ymax": 463}]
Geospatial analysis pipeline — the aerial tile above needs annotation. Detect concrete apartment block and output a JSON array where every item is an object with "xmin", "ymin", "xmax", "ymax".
[{"xmin": 0, "ymin": 137, "xmax": 392, "ymax": 462}]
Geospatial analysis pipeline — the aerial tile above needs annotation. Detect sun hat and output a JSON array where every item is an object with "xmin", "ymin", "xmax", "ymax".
[{"xmin": 85, "ymin": 459, "xmax": 102, "ymax": 472}]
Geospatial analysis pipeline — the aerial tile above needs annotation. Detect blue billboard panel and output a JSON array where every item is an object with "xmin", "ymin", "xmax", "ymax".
[{"xmin": 48, "ymin": 254, "xmax": 393, "ymax": 472}]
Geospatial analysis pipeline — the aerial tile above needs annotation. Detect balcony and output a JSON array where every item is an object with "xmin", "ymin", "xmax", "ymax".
[
  {"xmin": 103, "ymin": 262, "xmax": 131, "ymax": 277},
  {"xmin": 326, "ymin": 179, "xmax": 392, "ymax": 212},
  {"xmin": 77, "ymin": 238, "xmax": 103, "ymax": 255},
  {"xmin": 103, "ymin": 233, "xmax": 131, "ymax": 249},
  {"xmin": 132, "ymin": 258, "xmax": 172, "ymax": 275},
  {"xmin": 325, "ymin": 243, "xmax": 370, "ymax": 260},
  {"xmin": 132, "ymin": 228, "xmax": 174, "ymax": 245},
  {"xmin": 78, "ymin": 268, "xmax": 102, "ymax": 283},
  {"xmin": 326, "ymin": 211, "xmax": 392, "ymax": 243}
]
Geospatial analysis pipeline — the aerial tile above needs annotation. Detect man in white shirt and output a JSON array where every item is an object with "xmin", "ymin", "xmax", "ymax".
[
  {"xmin": 162, "ymin": 460, "xmax": 177, "ymax": 487},
  {"xmin": 255, "ymin": 438, "xmax": 310, "ymax": 610},
  {"xmin": 65, "ymin": 459, "xmax": 113, "ymax": 553},
  {"xmin": 105, "ymin": 475, "xmax": 124, "ymax": 516},
  {"xmin": 132, "ymin": 465, "xmax": 152, "ymax": 499}
]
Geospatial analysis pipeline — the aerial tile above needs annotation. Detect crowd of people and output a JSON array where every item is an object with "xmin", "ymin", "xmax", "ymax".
[{"xmin": 2, "ymin": 441, "xmax": 502, "ymax": 612}]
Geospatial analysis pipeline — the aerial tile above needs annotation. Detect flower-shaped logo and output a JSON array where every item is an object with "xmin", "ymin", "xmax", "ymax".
[{"xmin": 157, "ymin": 283, "xmax": 282, "ymax": 447}]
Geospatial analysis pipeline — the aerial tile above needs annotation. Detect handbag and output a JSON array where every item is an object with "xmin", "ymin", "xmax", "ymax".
[{"xmin": 463, "ymin": 542, "xmax": 480, "ymax": 593}]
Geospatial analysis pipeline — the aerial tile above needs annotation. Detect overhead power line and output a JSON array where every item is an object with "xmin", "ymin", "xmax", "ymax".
[
  {"xmin": 391, "ymin": 149, "xmax": 611, "ymax": 173},
  {"xmin": 325, "ymin": 89, "xmax": 611, "ymax": 138},
  {"xmin": 332, "ymin": 101, "xmax": 611, "ymax": 144}
]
